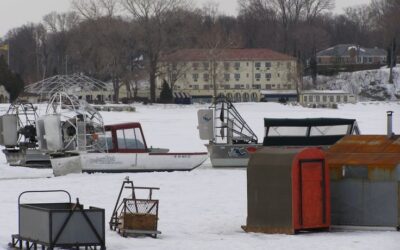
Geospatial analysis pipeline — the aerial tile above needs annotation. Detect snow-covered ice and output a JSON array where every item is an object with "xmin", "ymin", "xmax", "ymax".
[{"xmin": 0, "ymin": 102, "xmax": 399, "ymax": 250}]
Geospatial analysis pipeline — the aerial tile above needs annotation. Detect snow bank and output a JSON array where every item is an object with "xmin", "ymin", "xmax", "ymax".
[{"xmin": 305, "ymin": 66, "xmax": 400, "ymax": 101}]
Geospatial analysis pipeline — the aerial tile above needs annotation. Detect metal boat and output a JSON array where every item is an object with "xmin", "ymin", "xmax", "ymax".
[{"xmin": 197, "ymin": 97, "xmax": 360, "ymax": 168}]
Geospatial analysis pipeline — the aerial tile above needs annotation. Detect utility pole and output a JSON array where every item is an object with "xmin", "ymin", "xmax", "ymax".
[{"xmin": 389, "ymin": 38, "xmax": 395, "ymax": 84}]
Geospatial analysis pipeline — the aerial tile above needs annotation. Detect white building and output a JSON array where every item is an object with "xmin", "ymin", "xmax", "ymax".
[
  {"xmin": 300, "ymin": 90, "xmax": 356, "ymax": 108},
  {"xmin": 158, "ymin": 48, "xmax": 298, "ymax": 103}
]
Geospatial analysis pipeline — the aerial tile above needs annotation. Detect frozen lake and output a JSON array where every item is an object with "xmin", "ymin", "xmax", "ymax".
[{"xmin": 0, "ymin": 101, "xmax": 399, "ymax": 250}]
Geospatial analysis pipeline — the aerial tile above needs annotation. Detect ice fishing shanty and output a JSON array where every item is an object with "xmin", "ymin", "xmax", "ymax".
[
  {"xmin": 243, "ymin": 147, "xmax": 330, "ymax": 234},
  {"xmin": 10, "ymin": 190, "xmax": 106, "ymax": 250},
  {"xmin": 327, "ymin": 134, "xmax": 400, "ymax": 228}
]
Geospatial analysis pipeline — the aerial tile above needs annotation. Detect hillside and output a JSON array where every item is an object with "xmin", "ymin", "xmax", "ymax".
[{"xmin": 304, "ymin": 66, "xmax": 400, "ymax": 101}]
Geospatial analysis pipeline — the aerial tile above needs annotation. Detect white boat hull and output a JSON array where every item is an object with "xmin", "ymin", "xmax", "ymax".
[{"xmin": 51, "ymin": 152, "xmax": 208, "ymax": 176}]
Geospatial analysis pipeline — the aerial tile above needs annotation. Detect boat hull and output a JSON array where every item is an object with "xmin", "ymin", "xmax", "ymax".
[
  {"xmin": 51, "ymin": 152, "xmax": 208, "ymax": 176},
  {"xmin": 3, "ymin": 148, "xmax": 51, "ymax": 168},
  {"xmin": 206, "ymin": 143, "xmax": 262, "ymax": 168}
]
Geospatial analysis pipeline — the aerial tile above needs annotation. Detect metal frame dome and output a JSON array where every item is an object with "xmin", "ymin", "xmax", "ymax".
[{"xmin": 24, "ymin": 74, "xmax": 109, "ymax": 100}]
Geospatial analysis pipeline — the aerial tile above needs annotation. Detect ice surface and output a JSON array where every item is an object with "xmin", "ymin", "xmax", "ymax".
[{"xmin": 0, "ymin": 102, "xmax": 399, "ymax": 250}]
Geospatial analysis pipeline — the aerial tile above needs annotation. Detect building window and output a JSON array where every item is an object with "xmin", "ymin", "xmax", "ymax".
[
  {"xmin": 193, "ymin": 85, "xmax": 199, "ymax": 90},
  {"xmin": 203, "ymin": 73, "xmax": 209, "ymax": 82},
  {"xmin": 329, "ymin": 96, "xmax": 334, "ymax": 102},
  {"xmin": 271, "ymin": 84, "xmax": 276, "ymax": 88},
  {"xmin": 234, "ymin": 62, "xmax": 240, "ymax": 70},
  {"xmin": 277, "ymin": 73, "xmax": 280, "ymax": 77},
  {"xmin": 304, "ymin": 96, "xmax": 307, "ymax": 102},
  {"xmin": 265, "ymin": 62, "xmax": 271, "ymax": 68},
  {"xmin": 316, "ymin": 95, "xmax": 321, "ymax": 102},
  {"xmin": 203, "ymin": 85, "xmax": 209, "ymax": 90},
  {"xmin": 252, "ymin": 84, "xmax": 261, "ymax": 89},
  {"xmin": 255, "ymin": 62, "xmax": 261, "ymax": 69},
  {"xmin": 255, "ymin": 73, "xmax": 261, "ymax": 80},
  {"xmin": 203, "ymin": 62, "xmax": 209, "ymax": 70},
  {"xmin": 309, "ymin": 96, "xmax": 314, "ymax": 102},
  {"xmin": 234, "ymin": 84, "xmax": 241, "ymax": 89},
  {"xmin": 192, "ymin": 62, "xmax": 199, "ymax": 70},
  {"xmin": 265, "ymin": 73, "xmax": 271, "ymax": 79},
  {"xmin": 192, "ymin": 73, "xmax": 198, "ymax": 81},
  {"xmin": 344, "ymin": 96, "xmax": 348, "ymax": 102},
  {"xmin": 234, "ymin": 73, "xmax": 240, "ymax": 80},
  {"xmin": 224, "ymin": 62, "xmax": 230, "ymax": 70},
  {"xmin": 224, "ymin": 73, "xmax": 230, "ymax": 81},
  {"xmin": 336, "ymin": 96, "xmax": 341, "ymax": 102},
  {"xmin": 323, "ymin": 96, "xmax": 327, "ymax": 102},
  {"xmin": 265, "ymin": 84, "xmax": 272, "ymax": 90}
]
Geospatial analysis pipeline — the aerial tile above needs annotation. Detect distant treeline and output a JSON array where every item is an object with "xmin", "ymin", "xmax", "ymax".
[{"xmin": 0, "ymin": 0, "xmax": 399, "ymax": 102}]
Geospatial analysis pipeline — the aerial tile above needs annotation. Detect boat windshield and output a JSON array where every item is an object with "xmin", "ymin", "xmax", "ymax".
[
  {"xmin": 116, "ymin": 128, "xmax": 146, "ymax": 150},
  {"xmin": 263, "ymin": 118, "xmax": 359, "ymax": 146}
]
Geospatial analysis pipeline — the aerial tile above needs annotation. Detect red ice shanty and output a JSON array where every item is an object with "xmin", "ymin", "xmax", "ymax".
[{"xmin": 243, "ymin": 147, "xmax": 330, "ymax": 234}]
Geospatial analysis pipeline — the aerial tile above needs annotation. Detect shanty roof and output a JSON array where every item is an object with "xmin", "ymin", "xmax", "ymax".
[
  {"xmin": 24, "ymin": 74, "xmax": 108, "ymax": 99},
  {"xmin": 327, "ymin": 135, "xmax": 400, "ymax": 166},
  {"xmin": 317, "ymin": 44, "xmax": 386, "ymax": 57},
  {"xmin": 160, "ymin": 48, "xmax": 295, "ymax": 62}
]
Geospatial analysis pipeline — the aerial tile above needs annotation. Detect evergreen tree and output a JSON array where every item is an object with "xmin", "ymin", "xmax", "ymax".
[
  {"xmin": 0, "ymin": 55, "xmax": 25, "ymax": 101},
  {"xmin": 159, "ymin": 79, "xmax": 173, "ymax": 103}
]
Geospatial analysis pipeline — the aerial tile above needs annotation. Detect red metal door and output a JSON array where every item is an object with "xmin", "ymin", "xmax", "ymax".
[{"xmin": 299, "ymin": 160, "xmax": 326, "ymax": 228}]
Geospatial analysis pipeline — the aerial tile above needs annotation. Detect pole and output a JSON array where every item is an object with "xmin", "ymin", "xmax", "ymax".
[{"xmin": 7, "ymin": 43, "xmax": 10, "ymax": 66}]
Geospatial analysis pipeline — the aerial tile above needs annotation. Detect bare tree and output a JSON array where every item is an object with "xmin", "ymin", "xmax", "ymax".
[
  {"xmin": 303, "ymin": 0, "xmax": 334, "ymax": 23},
  {"xmin": 72, "ymin": 0, "xmax": 120, "ymax": 19},
  {"xmin": 121, "ymin": 0, "xmax": 189, "ymax": 102}
]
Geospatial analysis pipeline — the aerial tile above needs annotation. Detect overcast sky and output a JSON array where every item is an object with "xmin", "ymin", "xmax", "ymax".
[{"xmin": 0, "ymin": 0, "xmax": 372, "ymax": 38}]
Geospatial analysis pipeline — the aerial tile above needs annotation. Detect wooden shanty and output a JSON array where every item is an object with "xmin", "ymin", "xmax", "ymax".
[
  {"xmin": 243, "ymin": 147, "xmax": 330, "ymax": 234},
  {"xmin": 326, "ymin": 135, "xmax": 400, "ymax": 228}
]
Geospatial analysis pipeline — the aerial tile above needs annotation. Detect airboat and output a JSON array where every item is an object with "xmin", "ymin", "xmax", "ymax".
[
  {"xmin": 0, "ymin": 75, "xmax": 207, "ymax": 175},
  {"xmin": 197, "ymin": 97, "xmax": 360, "ymax": 168},
  {"xmin": 44, "ymin": 92, "xmax": 207, "ymax": 176}
]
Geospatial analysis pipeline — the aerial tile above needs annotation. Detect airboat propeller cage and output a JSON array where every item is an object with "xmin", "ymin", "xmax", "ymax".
[
  {"xmin": 37, "ymin": 91, "xmax": 107, "ymax": 152},
  {"xmin": 0, "ymin": 114, "xmax": 18, "ymax": 146},
  {"xmin": 198, "ymin": 97, "xmax": 258, "ymax": 144}
]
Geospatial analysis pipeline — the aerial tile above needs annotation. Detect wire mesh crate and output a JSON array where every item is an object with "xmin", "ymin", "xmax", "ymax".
[{"xmin": 110, "ymin": 178, "xmax": 161, "ymax": 238}]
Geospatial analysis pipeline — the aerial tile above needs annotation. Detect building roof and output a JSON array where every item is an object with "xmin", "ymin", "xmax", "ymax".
[
  {"xmin": 317, "ymin": 44, "xmax": 386, "ymax": 58},
  {"xmin": 326, "ymin": 135, "xmax": 400, "ymax": 167},
  {"xmin": 160, "ymin": 48, "xmax": 296, "ymax": 62}
]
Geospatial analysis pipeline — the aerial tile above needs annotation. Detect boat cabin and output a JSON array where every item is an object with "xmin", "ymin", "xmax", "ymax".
[
  {"xmin": 102, "ymin": 123, "xmax": 149, "ymax": 153},
  {"xmin": 263, "ymin": 118, "xmax": 360, "ymax": 147}
]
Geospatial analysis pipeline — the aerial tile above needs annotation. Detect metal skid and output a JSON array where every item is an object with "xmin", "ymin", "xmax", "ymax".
[{"xmin": 109, "ymin": 178, "xmax": 161, "ymax": 238}]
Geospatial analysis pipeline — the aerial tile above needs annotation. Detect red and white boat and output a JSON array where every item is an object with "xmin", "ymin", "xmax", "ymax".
[
  {"xmin": 51, "ymin": 122, "xmax": 207, "ymax": 176},
  {"xmin": 30, "ymin": 92, "xmax": 208, "ymax": 176}
]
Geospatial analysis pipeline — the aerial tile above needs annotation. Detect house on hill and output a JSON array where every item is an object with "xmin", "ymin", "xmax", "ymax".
[{"xmin": 317, "ymin": 44, "xmax": 386, "ymax": 66}]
